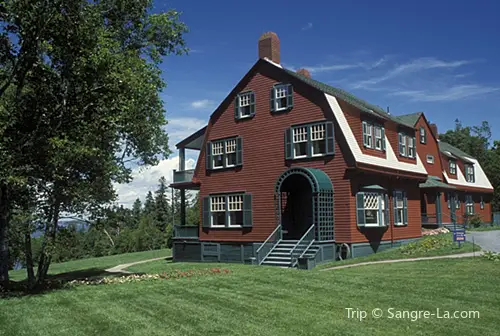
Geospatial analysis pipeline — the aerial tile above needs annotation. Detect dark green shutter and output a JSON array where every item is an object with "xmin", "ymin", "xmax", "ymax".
[
  {"xmin": 362, "ymin": 122, "xmax": 367, "ymax": 147},
  {"xmin": 398, "ymin": 133, "xmax": 403, "ymax": 155},
  {"xmin": 242, "ymin": 194, "xmax": 252, "ymax": 227},
  {"xmin": 412, "ymin": 137, "xmax": 416, "ymax": 157},
  {"xmin": 306, "ymin": 125, "xmax": 312, "ymax": 158},
  {"xmin": 236, "ymin": 137, "xmax": 243, "ymax": 166},
  {"xmin": 206, "ymin": 142, "xmax": 213, "ymax": 170},
  {"xmin": 381, "ymin": 127, "xmax": 386, "ymax": 151},
  {"xmin": 286, "ymin": 84, "xmax": 294, "ymax": 109},
  {"xmin": 285, "ymin": 128, "xmax": 293, "ymax": 160},
  {"xmin": 222, "ymin": 139, "xmax": 227, "ymax": 168},
  {"xmin": 385, "ymin": 194, "xmax": 389, "ymax": 226},
  {"xmin": 249, "ymin": 92, "xmax": 256, "ymax": 116},
  {"xmin": 356, "ymin": 192, "xmax": 365, "ymax": 227},
  {"xmin": 403, "ymin": 191, "xmax": 408, "ymax": 225},
  {"xmin": 202, "ymin": 197, "xmax": 210, "ymax": 228},
  {"xmin": 234, "ymin": 95, "xmax": 240, "ymax": 120},
  {"xmin": 326, "ymin": 121, "xmax": 335, "ymax": 155},
  {"xmin": 393, "ymin": 191, "xmax": 399, "ymax": 224},
  {"xmin": 447, "ymin": 193, "xmax": 451, "ymax": 209},
  {"xmin": 270, "ymin": 88, "xmax": 275, "ymax": 112}
]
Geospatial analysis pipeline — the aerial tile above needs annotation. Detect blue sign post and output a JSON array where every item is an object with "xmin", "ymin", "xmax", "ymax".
[{"xmin": 453, "ymin": 230, "xmax": 466, "ymax": 248}]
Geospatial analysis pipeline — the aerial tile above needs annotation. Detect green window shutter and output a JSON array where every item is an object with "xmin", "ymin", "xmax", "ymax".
[
  {"xmin": 393, "ymin": 191, "xmax": 399, "ymax": 224},
  {"xmin": 234, "ymin": 95, "xmax": 240, "ymax": 120},
  {"xmin": 403, "ymin": 191, "xmax": 408, "ymax": 225},
  {"xmin": 412, "ymin": 137, "xmax": 416, "ymax": 156},
  {"xmin": 447, "ymin": 193, "xmax": 451, "ymax": 209},
  {"xmin": 285, "ymin": 128, "xmax": 293, "ymax": 160},
  {"xmin": 242, "ymin": 194, "xmax": 253, "ymax": 227},
  {"xmin": 270, "ymin": 88, "xmax": 275, "ymax": 112},
  {"xmin": 286, "ymin": 84, "xmax": 294, "ymax": 109},
  {"xmin": 381, "ymin": 127, "xmax": 386, "ymax": 151},
  {"xmin": 398, "ymin": 133, "xmax": 403, "ymax": 154},
  {"xmin": 202, "ymin": 197, "xmax": 211, "ymax": 228},
  {"xmin": 206, "ymin": 142, "xmax": 213, "ymax": 170},
  {"xmin": 236, "ymin": 137, "xmax": 243, "ymax": 166},
  {"xmin": 306, "ymin": 125, "xmax": 312, "ymax": 158},
  {"xmin": 385, "ymin": 194, "xmax": 389, "ymax": 226},
  {"xmin": 222, "ymin": 139, "xmax": 227, "ymax": 168},
  {"xmin": 249, "ymin": 92, "xmax": 256, "ymax": 117},
  {"xmin": 326, "ymin": 121, "xmax": 335, "ymax": 155},
  {"xmin": 356, "ymin": 192, "xmax": 365, "ymax": 227},
  {"xmin": 362, "ymin": 122, "xmax": 367, "ymax": 147}
]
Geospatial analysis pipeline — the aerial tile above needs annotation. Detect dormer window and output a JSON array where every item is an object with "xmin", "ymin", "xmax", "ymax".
[
  {"xmin": 420, "ymin": 127, "xmax": 426, "ymax": 144},
  {"xmin": 234, "ymin": 91, "xmax": 255, "ymax": 119},
  {"xmin": 362, "ymin": 121, "xmax": 385, "ymax": 151},
  {"xmin": 465, "ymin": 164, "xmax": 475, "ymax": 183},
  {"xmin": 270, "ymin": 84, "xmax": 293, "ymax": 112},
  {"xmin": 398, "ymin": 132, "xmax": 416, "ymax": 158},
  {"xmin": 449, "ymin": 160, "xmax": 457, "ymax": 175}
]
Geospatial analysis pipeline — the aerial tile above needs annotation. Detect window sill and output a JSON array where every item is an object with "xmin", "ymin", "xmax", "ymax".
[
  {"xmin": 359, "ymin": 224, "xmax": 387, "ymax": 228},
  {"xmin": 209, "ymin": 226, "xmax": 243, "ymax": 229},
  {"xmin": 272, "ymin": 107, "xmax": 292, "ymax": 114},
  {"xmin": 236, "ymin": 114, "xmax": 254, "ymax": 121},
  {"xmin": 207, "ymin": 165, "xmax": 242, "ymax": 171},
  {"xmin": 289, "ymin": 153, "xmax": 333, "ymax": 160},
  {"xmin": 394, "ymin": 224, "xmax": 408, "ymax": 227}
]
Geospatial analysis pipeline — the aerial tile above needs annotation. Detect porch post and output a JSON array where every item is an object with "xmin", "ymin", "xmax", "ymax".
[
  {"xmin": 436, "ymin": 192, "xmax": 442, "ymax": 226},
  {"xmin": 179, "ymin": 147, "xmax": 186, "ymax": 171},
  {"xmin": 180, "ymin": 189, "xmax": 186, "ymax": 226}
]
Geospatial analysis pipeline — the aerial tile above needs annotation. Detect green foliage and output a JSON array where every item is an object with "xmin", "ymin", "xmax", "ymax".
[
  {"xmin": 466, "ymin": 213, "xmax": 483, "ymax": 228},
  {"xmin": 482, "ymin": 251, "xmax": 500, "ymax": 262},
  {"xmin": 399, "ymin": 235, "xmax": 454, "ymax": 255}
]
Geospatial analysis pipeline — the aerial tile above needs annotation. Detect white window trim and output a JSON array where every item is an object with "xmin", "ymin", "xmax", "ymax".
[
  {"xmin": 212, "ymin": 141, "xmax": 225, "ymax": 169},
  {"xmin": 310, "ymin": 123, "xmax": 326, "ymax": 157},
  {"xmin": 466, "ymin": 165, "xmax": 475, "ymax": 183},
  {"xmin": 420, "ymin": 127, "xmax": 426, "ymax": 144},
  {"xmin": 292, "ymin": 126, "xmax": 309, "ymax": 159},
  {"xmin": 394, "ymin": 191, "xmax": 405, "ymax": 226},
  {"xmin": 274, "ymin": 84, "xmax": 289, "ymax": 112},
  {"xmin": 237, "ymin": 92, "xmax": 254, "ymax": 119},
  {"xmin": 363, "ymin": 122, "xmax": 373, "ymax": 149},
  {"xmin": 449, "ymin": 160, "xmax": 457, "ymax": 175},
  {"xmin": 290, "ymin": 122, "xmax": 329, "ymax": 159},
  {"xmin": 465, "ymin": 195, "xmax": 474, "ymax": 215},
  {"xmin": 210, "ymin": 194, "xmax": 244, "ymax": 228},
  {"xmin": 399, "ymin": 134, "xmax": 407, "ymax": 157},
  {"xmin": 225, "ymin": 139, "xmax": 237, "ymax": 168},
  {"xmin": 426, "ymin": 154, "xmax": 434, "ymax": 164},
  {"xmin": 227, "ymin": 194, "xmax": 243, "ymax": 228},
  {"xmin": 362, "ymin": 192, "xmax": 387, "ymax": 228},
  {"xmin": 210, "ymin": 196, "xmax": 226, "ymax": 228},
  {"xmin": 408, "ymin": 137, "xmax": 415, "ymax": 158},
  {"xmin": 374, "ymin": 126, "xmax": 383, "ymax": 150}
]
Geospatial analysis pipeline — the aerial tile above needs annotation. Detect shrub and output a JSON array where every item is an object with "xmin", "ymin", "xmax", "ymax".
[
  {"xmin": 466, "ymin": 214, "xmax": 482, "ymax": 228},
  {"xmin": 482, "ymin": 251, "xmax": 500, "ymax": 262},
  {"xmin": 400, "ymin": 235, "xmax": 453, "ymax": 255}
]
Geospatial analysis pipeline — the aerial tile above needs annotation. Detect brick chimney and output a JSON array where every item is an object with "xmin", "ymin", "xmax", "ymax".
[
  {"xmin": 296, "ymin": 68, "xmax": 311, "ymax": 78},
  {"xmin": 430, "ymin": 123, "xmax": 439, "ymax": 139},
  {"xmin": 258, "ymin": 32, "xmax": 280, "ymax": 64}
]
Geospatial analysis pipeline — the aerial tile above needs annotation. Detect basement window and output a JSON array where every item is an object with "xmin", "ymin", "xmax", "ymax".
[
  {"xmin": 271, "ymin": 83, "xmax": 293, "ymax": 112},
  {"xmin": 202, "ymin": 194, "xmax": 253, "ymax": 228}
]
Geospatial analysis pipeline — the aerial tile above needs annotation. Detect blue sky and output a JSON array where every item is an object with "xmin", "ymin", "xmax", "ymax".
[{"xmin": 116, "ymin": 0, "xmax": 500, "ymax": 206}]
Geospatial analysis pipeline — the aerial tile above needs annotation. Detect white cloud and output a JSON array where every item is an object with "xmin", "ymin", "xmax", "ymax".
[
  {"xmin": 301, "ymin": 22, "xmax": 313, "ymax": 31},
  {"xmin": 289, "ymin": 57, "xmax": 387, "ymax": 75},
  {"xmin": 391, "ymin": 85, "xmax": 500, "ymax": 102},
  {"xmin": 166, "ymin": 117, "xmax": 207, "ymax": 149},
  {"xmin": 190, "ymin": 99, "xmax": 215, "ymax": 109},
  {"xmin": 114, "ymin": 156, "xmax": 197, "ymax": 208}
]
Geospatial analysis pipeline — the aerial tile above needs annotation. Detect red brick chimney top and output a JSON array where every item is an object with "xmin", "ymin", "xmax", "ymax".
[
  {"xmin": 258, "ymin": 32, "xmax": 280, "ymax": 64},
  {"xmin": 296, "ymin": 68, "xmax": 311, "ymax": 78}
]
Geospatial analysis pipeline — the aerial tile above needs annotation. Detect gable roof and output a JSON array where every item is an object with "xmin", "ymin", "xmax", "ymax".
[
  {"xmin": 439, "ymin": 141, "xmax": 475, "ymax": 161},
  {"xmin": 284, "ymin": 69, "xmax": 416, "ymax": 128},
  {"xmin": 393, "ymin": 112, "xmax": 423, "ymax": 127}
]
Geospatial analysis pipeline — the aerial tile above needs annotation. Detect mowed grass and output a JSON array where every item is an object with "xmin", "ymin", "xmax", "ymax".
[
  {"xmin": 317, "ymin": 233, "xmax": 480, "ymax": 269},
  {"xmin": 1, "ymin": 257, "xmax": 499, "ymax": 336},
  {"xmin": 9, "ymin": 249, "xmax": 171, "ymax": 281}
]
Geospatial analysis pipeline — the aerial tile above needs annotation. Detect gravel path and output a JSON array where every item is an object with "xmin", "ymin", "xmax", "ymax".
[
  {"xmin": 467, "ymin": 230, "xmax": 500, "ymax": 252},
  {"xmin": 105, "ymin": 256, "xmax": 172, "ymax": 274},
  {"xmin": 320, "ymin": 252, "xmax": 483, "ymax": 272}
]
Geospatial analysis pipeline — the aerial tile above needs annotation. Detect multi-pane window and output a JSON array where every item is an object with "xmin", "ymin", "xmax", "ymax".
[
  {"xmin": 394, "ymin": 191, "xmax": 408, "ymax": 226},
  {"xmin": 362, "ymin": 121, "xmax": 385, "ymax": 151},
  {"xmin": 356, "ymin": 191, "xmax": 389, "ymax": 227},
  {"xmin": 293, "ymin": 126, "xmax": 308, "ymax": 158},
  {"xmin": 234, "ymin": 91, "xmax": 255, "ymax": 119},
  {"xmin": 203, "ymin": 194, "xmax": 253, "ymax": 228},
  {"xmin": 480, "ymin": 196, "xmax": 485, "ymax": 210},
  {"xmin": 271, "ymin": 84, "xmax": 293, "ymax": 112},
  {"xmin": 426, "ymin": 154, "xmax": 434, "ymax": 164},
  {"xmin": 310, "ymin": 124, "xmax": 326, "ymax": 156},
  {"xmin": 466, "ymin": 164, "xmax": 475, "ymax": 183},
  {"xmin": 447, "ymin": 192, "xmax": 461, "ymax": 210},
  {"xmin": 285, "ymin": 121, "xmax": 334, "ymax": 159},
  {"xmin": 206, "ymin": 137, "xmax": 243, "ymax": 170},
  {"xmin": 420, "ymin": 127, "xmax": 426, "ymax": 144},
  {"xmin": 465, "ymin": 194, "xmax": 474, "ymax": 215},
  {"xmin": 210, "ymin": 196, "xmax": 226, "ymax": 227},
  {"xmin": 449, "ymin": 160, "xmax": 457, "ymax": 175},
  {"xmin": 399, "ymin": 132, "xmax": 416, "ymax": 158}
]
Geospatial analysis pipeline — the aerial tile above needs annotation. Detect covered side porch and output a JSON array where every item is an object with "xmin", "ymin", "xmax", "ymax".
[{"xmin": 420, "ymin": 175, "xmax": 457, "ymax": 228}]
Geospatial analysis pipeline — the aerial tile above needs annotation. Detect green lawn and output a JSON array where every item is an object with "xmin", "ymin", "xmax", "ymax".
[
  {"xmin": 9, "ymin": 249, "xmax": 171, "ymax": 281},
  {"xmin": 317, "ymin": 233, "xmax": 480, "ymax": 270},
  {"xmin": 1, "ymin": 257, "xmax": 498, "ymax": 335}
]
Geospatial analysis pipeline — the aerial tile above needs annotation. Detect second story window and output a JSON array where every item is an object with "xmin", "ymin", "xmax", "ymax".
[
  {"xmin": 449, "ymin": 160, "xmax": 457, "ymax": 175},
  {"xmin": 420, "ymin": 127, "xmax": 426, "ymax": 144},
  {"xmin": 465, "ymin": 194, "xmax": 474, "ymax": 215},
  {"xmin": 363, "ymin": 121, "xmax": 385, "ymax": 151},
  {"xmin": 285, "ymin": 121, "xmax": 334, "ymax": 160},
  {"xmin": 399, "ymin": 132, "xmax": 416, "ymax": 159},
  {"xmin": 426, "ymin": 154, "xmax": 434, "ymax": 164},
  {"xmin": 206, "ymin": 137, "xmax": 243, "ymax": 170},
  {"xmin": 234, "ymin": 91, "xmax": 255, "ymax": 120},
  {"xmin": 270, "ymin": 83, "xmax": 293, "ymax": 112},
  {"xmin": 465, "ymin": 164, "xmax": 475, "ymax": 183}
]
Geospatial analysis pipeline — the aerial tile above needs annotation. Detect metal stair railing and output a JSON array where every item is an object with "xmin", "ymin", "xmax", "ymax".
[
  {"xmin": 256, "ymin": 225, "xmax": 282, "ymax": 265},
  {"xmin": 290, "ymin": 224, "xmax": 315, "ymax": 267}
]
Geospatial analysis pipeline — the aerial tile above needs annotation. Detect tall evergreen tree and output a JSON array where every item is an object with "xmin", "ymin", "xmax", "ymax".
[
  {"xmin": 155, "ymin": 177, "xmax": 170, "ymax": 231},
  {"xmin": 144, "ymin": 191, "xmax": 156, "ymax": 216}
]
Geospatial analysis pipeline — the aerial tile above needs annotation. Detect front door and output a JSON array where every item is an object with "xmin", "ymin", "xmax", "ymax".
[{"xmin": 279, "ymin": 174, "xmax": 313, "ymax": 240}]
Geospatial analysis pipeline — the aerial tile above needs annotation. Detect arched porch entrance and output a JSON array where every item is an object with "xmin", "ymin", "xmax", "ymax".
[{"xmin": 274, "ymin": 167, "xmax": 334, "ymax": 241}]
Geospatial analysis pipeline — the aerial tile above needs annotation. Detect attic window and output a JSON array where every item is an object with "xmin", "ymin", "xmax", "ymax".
[
  {"xmin": 271, "ymin": 84, "xmax": 293, "ymax": 112},
  {"xmin": 420, "ymin": 127, "xmax": 426, "ymax": 144},
  {"xmin": 449, "ymin": 160, "xmax": 457, "ymax": 175},
  {"xmin": 235, "ymin": 91, "xmax": 255, "ymax": 119},
  {"xmin": 426, "ymin": 154, "xmax": 434, "ymax": 164},
  {"xmin": 465, "ymin": 164, "xmax": 475, "ymax": 183},
  {"xmin": 362, "ymin": 121, "xmax": 386, "ymax": 151},
  {"xmin": 399, "ymin": 132, "xmax": 416, "ymax": 158}
]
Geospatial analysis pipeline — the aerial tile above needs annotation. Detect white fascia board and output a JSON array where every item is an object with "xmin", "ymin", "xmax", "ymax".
[
  {"xmin": 325, "ymin": 94, "xmax": 428, "ymax": 175},
  {"xmin": 263, "ymin": 57, "xmax": 282, "ymax": 68},
  {"xmin": 443, "ymin": 158, "xmax": 493, "ymax": 190}
]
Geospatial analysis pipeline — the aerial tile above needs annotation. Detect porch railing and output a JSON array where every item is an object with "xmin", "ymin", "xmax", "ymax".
[
  {"xmin": 256, "ymin": 225, "xmax": 282, "ymax": 265},
  {"xmin": 290, "ymin": 224, "xmax": 315, "ymax": 267},
  {"xmin": 173, "ymin": 225, "xmax": 199, "ymax": 239},
  {"xmin": 173, "ymin": 169, "xmax": 195, "ymax": 184},
  {"xmin": 422, "ymin": 213, "xmax": 439, "ymax": 225}
]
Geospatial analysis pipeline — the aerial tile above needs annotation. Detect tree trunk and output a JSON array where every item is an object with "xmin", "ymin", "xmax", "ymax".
[
  {"xmin": 36, "ymin": 193, "xmax": 60, "ymax": 286},
  {"xmin": 24, "ymin": 221, "xmax": 35, "ymax": 287},
  {"xmin": 0, "ymin": 185, "xmax": 10, "ymax": 290}
]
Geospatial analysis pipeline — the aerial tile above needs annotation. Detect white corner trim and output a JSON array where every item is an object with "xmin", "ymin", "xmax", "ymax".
[
  {"xmin": 263, "ymin": 57, "xmax": 282, "ymax": 68},
  {"xmin": 443, "ymin": 158, "xmax": 493, "ymax": 190},
  {"xmin": 325, "ymin": 94, "xmax": 428, "ymax": 175}
]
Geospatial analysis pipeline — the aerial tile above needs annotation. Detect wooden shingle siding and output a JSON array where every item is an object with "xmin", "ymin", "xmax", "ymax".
[{"xmin": 415, "ymin": 116, "xmax": 444, "ymax": 178}]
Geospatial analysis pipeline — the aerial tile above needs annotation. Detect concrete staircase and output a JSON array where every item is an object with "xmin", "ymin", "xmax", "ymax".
[{"xmin": 261, "ymin": 240, "xmax": 319, "ymax": 267}]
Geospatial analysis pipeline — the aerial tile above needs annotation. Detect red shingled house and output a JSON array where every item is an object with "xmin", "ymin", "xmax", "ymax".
[{"xmin": 170, "ymin": 32, "xmax": 493, "ymax": 268}]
